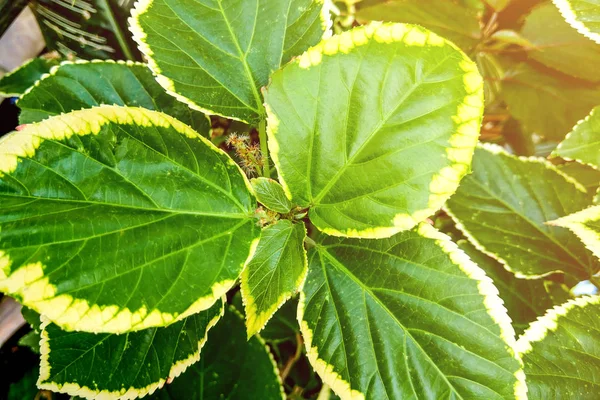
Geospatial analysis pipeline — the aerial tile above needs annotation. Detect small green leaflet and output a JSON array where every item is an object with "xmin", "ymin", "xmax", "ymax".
[
  {"xmin": 0, "ymin": 105, "xmax": 259, "ymax": 333},
  {"xmin": 501, "ymin": 60, "xmax": 600, "ymax": 140},
  {"xmin": 38, "ymin": 299, "xmax": 223, "ymax": 399},
  {"xmin": 251, "ymin": 177, "xmax": 293, "ymax": 214},
  {"xmin": 521, "ymin": 3, "xmax": 600, "ymax": 83},
  {"xmin": 552, "ymin": 106, "xmax": 600, "ymax": 170},
  {"xmin": 516, "ymin": 295, "xmax": 600, "ymax": 399},
  {"xmin": 458, "ymin": 241, "xmax": 556, "ymax": 335},
  {"xmin": 150, "ymin": 308, "xmax": 284, "ymax": 400},
  {"xmin": 241, "ymin": 219, "xmax": 307, "ymax": 337},
  {"xmin": 446, "ymin": 144, "xmax": 600, "ymax": 279},
  {"xmin": 130, "ymin": 0, "xmax": 329, "ymax": 124},
  {"xmin": 0, "ymin": 57, "xmax": 59, "ymax": 97},
  {"xmin": 265, "ymin": 22, "xmax": 483, "ymax": 239},
  {"xmin": 355, "ymin": 0, "xmax": 483, "ymax": 52},
  {"xmin": 550, "ymin": 205, "xmax": 600, "ymax": 261},
  {"xmin": 553, "ymin": 0, "xmax": 600, "ymax": 44},
  {"xmin": 18, "ymin": 60, "xmax": 211, "ymax": 136},
  {"xmin": 300, "ymin": 224, "xmax": 525, "ymax": 400}
]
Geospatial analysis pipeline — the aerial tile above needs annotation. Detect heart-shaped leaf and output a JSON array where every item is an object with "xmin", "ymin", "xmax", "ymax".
[
  {"xmin": 299, "ymin": 224, "xmax": 525, "ymax": 399},
  {"xmin": 18, "ymin": 60, "xmax": 210, "ymax": 136},
  {"xmin": 0, "ymin": 105, "xmax": 259, "ymax": 333},
  {"xmin": 516, "ymin": 295, "xmax": 600, "ymax": 399},
  {"xmin": 446, "ymin": 144, "xmax": 599, "ymax": 279},
  {"xmin": 553, "ymin": 0, "xmax": 600, "ymax": 44},
  {"xmin": 130, "ymin": 0, "xmax": 329, "ymax": 124},
  {"xmin": 265, "ymin": 22, "xmax": 483, "ymax": 238},
  {"xmin": 38, "ymin": 299, "xmax": 224, "ymax": 399},
  {"xmin": 241, "ymin": 219, "xmax": 307, "ymax": 337},
  {"xmin": 150, "ymin": 307, "xmax": 284, "ymax": 399}
]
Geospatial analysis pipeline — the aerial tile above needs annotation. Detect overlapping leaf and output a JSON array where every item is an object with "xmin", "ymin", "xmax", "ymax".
[
  {"xmin": 552, "ymin": 106, "xmax": 600, "ymax": 170},
  {"xmin": 0, "ymin": 57, "xmax": 59, "ymax": 97},
  {"xmin": 38, "ymin": 299, "xmax": 224, "ymax": 399},
  {"xmin": 150, "ymin": 308, "xmax": 284, "ymax": 399},
  {"xmin": 516, "ymin": 295, "xmax": 600, "ymax": 399},
  {"xmin": 550, "ymin": 205, "xmax": 600, "ymax": 260},
  {"xmin": 242, "ymin": 219, "xmax": 307, "ymax": 337},
  {"xmin": 446, "ymin": 144, "xmax": 600, "ymax": 279},
  {"xmin": 521, "ymin": 3, "xmax": 600, "ymax": 82},
  {"xmin": 300, "ymin": 224, "xmax": 525, "ymax": 399},
  {"xmin": 0, "ymin": 105, "xmax": 259, "ymax": 333},
  {"xmin": 265, "ymin": 22, "xmax": 483, "ymax": 238},
  {"xmin": 130, "ymin": 0, "xmax": 329, "ymax": 123},
  {"xmin": 553, "ymin": 0, "xmax": 600, "ymax": 44},
  {"xmin": 558, "ymin": 162, "xmax": 600, "ymax": 194},
  {"xmin": 18, "ymin": 60, "xmax": 210, "ymax": 135}
]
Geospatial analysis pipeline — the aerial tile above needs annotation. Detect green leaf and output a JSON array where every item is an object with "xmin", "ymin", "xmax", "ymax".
[
  {"xmin": 300, "ymin": 224, "xmax": 525, "ymax": 400},
  {"xmin": 130, "ymin": 0, "xmax": 329, "ymax": 124},
  {"xmin": 552, "ymin": 106, "xmax": 600, "ymax": 170},
  {"xmin": 458, "ymin": 241, "xmax": 555, "ymax": 335},
  {"xmin": 0, "ymin": 57, "xmax": 59, "ymax": 97},
  {"xmin": 7, "ymin": 367, "xmax": 40, "ymax": 400},
  {"xmin": 265, "ymin": 23, "xmax": 483, "ymax": 239},
  {"xmin": 446, "ymin": 144, "xmax": 600, "ymax": 279},
  {"xmin": 553, "ymin": 0, "xmax": 600, "ymax": 44},
  {"xmin": 516, "ymin": 295, "xmax": 600, "ymax": 399},
  {"xmin": 521, "ymin": 3, "xmax": 600, "ymax": 83},
  {"xmin": 18, "ymin": 331, "xmax": 40, "ymax": 354},
  {"xmin": 18, "ymin": 60, "xmax": 211, "ymax": 136},
  {"xmin": 242, "ymin": 219, "xmax": 307, "ymax": 337},
  {"xmin": 501, "ymin": 60, "xmax": 600, "ymax": 139},
  {"xmin": 31, "ymin": 0, "xmax": 139, "ymax": 60},
  {"xmin": 251, "ymin": 177, "xmax": 293, "ymax": 214},
  {"xmin": 150, "ymin": 307, "xmax": 284, "ymax": 400},
  {"xmin": 0, "ymin": 105, "xmax": 260, "ymax": 333},
  {"xmin": 557, "ymin": 162, "xmax": 600, "ymax": 194},
  {"xmin": 38, "ymin": 299, "xmax": 223, "ymax": 399},
  {"xmin": 550, "ymin": 205, "xmax": 600, "ymax": 261},
  {"xmin": 260, "ymin": 296, "xmax": 300, "ymax": 343},
  {"xmin": 355, "ymin": 0, "xmax": 483, "ymax": 52}
]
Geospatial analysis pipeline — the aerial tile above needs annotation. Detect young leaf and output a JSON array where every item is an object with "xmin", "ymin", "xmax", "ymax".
[
  {"xmin": 355, "ymin": 0, "xmax": 483, "ymax": 52},
  {"xmin": 458, "ymin": 241, "xmax": 556, "ymax": 335},
  {"xmin": 300, "ymin": 224, "xmax": 525, "ymax": 400},
  {"xmin": 520, "ymin": 3, "xmax": 600, "ymax": 83},
  {"xmin": 150, "ymin": 308, "xmax": 284, "ymax": 399},
  {"xmin": 241, "ymin": 219, "xmax": 307, "ymax": 337},
  {"xmin": 0, "ymin": 105, "xmax": 260, "ymax": 333},
  {"xmin": 553, "ymin": 0, "xmax": 600, "ymax": 44},
  {"xmin": 38, "ymin": 298, "xmax": 223, "ymax": 399},
  {"xmin": 552, "ymin": 106, "xmax": 600, "ymax": 170},
  {"xmin": 549, "ymin": 205, "xmax": 600, "ymax": 261},
  {"xmin": 446, "ymin": 144, "xmax": 599, "ymax": 279},
  {"xmin": 501, "ymin": 61, "xmax": 600, "ymax": 139},
  {"xmin": 516, "ymin": 295, "xmax": 600, "ymax": 399},
  {"xmin": 265, "ymin": 23, "xmax": 483, "ymax": 239},
  {"xmin": 18, "ymin": 60, "xmax": 211, "ymax": 136},
  {"xmin": 251, "ymin": 177, "xmax": 293, "ymax": 214},
  {"xmin": 0, "ymin": 57, "xmax": 59, "ymax": 97},
  {"xmin": 130, "ymin": 0, "xmax": 330, "ymax": 124}
]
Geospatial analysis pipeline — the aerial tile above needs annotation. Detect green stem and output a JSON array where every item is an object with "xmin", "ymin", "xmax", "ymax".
[
  {"xmin": 98, "ymin": 0, "xmax": 135, "ymax": 61},
  {"xmin": 316, "ymin": 384, "xmax": 330, "ymax": 400},
  {"xmin": 259, "ymin": 119, "xmax": 270, "ymax": 178}
]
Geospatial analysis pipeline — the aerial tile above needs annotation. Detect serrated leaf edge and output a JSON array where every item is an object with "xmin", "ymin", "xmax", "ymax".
[
  {"xmin": 266, "ymin": 21, "xmax": 483, "ymax": 239},
  {"xmin": 515, "ymin": 294, "xmax": 600, "ymax": 356},
  {"xmin": 36, "ymin": 298, "xmax": 226, "ymax": 400},
  {"xmin": 0, "ymin": 58, "xmax": 43, "ymax": 97},
  {"xmin": 297, "ymin": 223, "xmax": 527, "ymax": 400},
  {"xmin": 548, "ymin": 205, "xmax": 600, "ymax": 261},
  {"xmin": 551, "ymin": 105, "xmax": 600, "ymax": 171},
  {"xmin": 552, "ymin": 0, "xmax": 600, "ymax": 44},
  {"xmin": 444, "ymin": 142, "xmax": 589, "ymax": 280},
  {"xmin": 241, "ymin": 221, "xmax": 308, "ymax": 338},
  {"xmin": 129, "ymin": 0, "xmax": 332, "ymax": 124},
  {"xmin": 0, "ymin": 105, "xmax": 258, "ymax": 333}
]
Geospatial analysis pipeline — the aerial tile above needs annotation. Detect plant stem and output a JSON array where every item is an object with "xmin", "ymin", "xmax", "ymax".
[
  {"xmin": 280, "ymin": 332, "xmax": 303, "ymax": 381},
  {"xmin": 316, "ymin": 384, "xmax": 331, "ymax": 400},
  {"xmin": 258, "ymin": 119, "xmax": 270, "ymax": 178}
]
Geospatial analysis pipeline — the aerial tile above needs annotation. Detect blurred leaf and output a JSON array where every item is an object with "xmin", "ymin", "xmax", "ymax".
[
  {"xmin": 0, "ymin": 0, "xmax": 28, "ymax": 37},
  {"xmin": 557, "ymin": 162, "xmax": 600, "ymax": 194},
  {"xmin": 0, "ymin": 56, "xmax": 59, "ymax": 97},
  {"xmin": 17, "ymin": 331, "xmax": 40, "ymax": 354},
  {"xmin": 521, "ymin": 3, "xmax": 600, "ymax": 82},
  {"xmin": 31, "ymin": 0, "xmax": 139, "ymax": 60},
  {"xmin": 260, "ymin": 297, "xmax": 300, "ymax": 343},
  {"xmin": 7, "ymin": 367, "xmax": 40, "ymax": 400}
]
